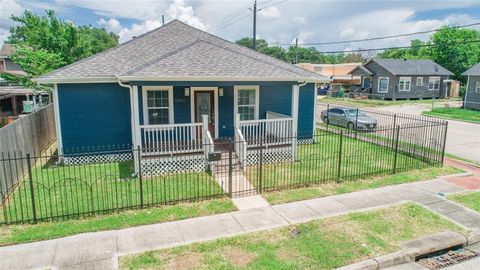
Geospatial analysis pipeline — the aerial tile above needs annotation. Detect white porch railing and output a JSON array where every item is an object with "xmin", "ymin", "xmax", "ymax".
[
  {"xmin": 140, "ymin": 115, "xmax": 213, "ymax": 156},
  {"xmin": 202, "ymin": 115, "xmax": 214, "ymax": 160},
  {"xmin": 234, "ymin": 126, "xmax": 247, "ymax": 168},
  {"xmin": 238, "ymin": 112, "xmax": 294, "ymax": 147}
]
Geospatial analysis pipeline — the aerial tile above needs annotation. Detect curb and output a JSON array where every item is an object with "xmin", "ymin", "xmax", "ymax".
[{"xmin": 336, "ymin": 231, "xmax": 475, "ymax": 270}]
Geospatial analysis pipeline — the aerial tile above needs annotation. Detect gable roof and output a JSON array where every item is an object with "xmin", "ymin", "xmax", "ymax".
[
  {"xmin": 36, "ymin": 20, "xmax": 327, "ymax": 83},
  {"xmin": 462, "ymin": 63, "xmax": 480, "ymax": 76},
  {"xmin": 368, "ymin": 58, "xmax": 453, "ymax": 76},
  {"xmin": 348, "ymin": 65, "xmax": 373, "ymax": 76}
]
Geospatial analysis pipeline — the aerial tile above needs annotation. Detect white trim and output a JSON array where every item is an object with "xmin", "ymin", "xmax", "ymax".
[
  {"xmin": 234, "ymin": 85, "xmax": 260, "ymax": 122},
  {"xmin": 52, "ymin": 84, "xmax": 63, "ymax": 155},
  {"xmin": 398, "ymin": 76, "xmax": 411, "ymax": 91},
  {"xmin": 190, "ymin": 87, "xmax": 219, "ymax": 138},
  {"xmin": 291, "ymin": 84, "xmax": 299, "ymax": 135},
  {"xmin": 416, "ymin": 77, "xmax": 424, "ymax": 86},
  {"xmin": 475, "ymin": 81, "xmax": 480, "ymax": 93},
  {"xmin": 378, "ymin": 77, "xmax": 389, "ymax": 93},
  {"xmin": 35, "ymin": 76, "xmax": 330, "ymax": 84},
  {"xmin": 312, "ymin": 83, "xmax": 318, "ymax": 136},
  {"xmin": 141, "ymin": 86, "xmax": 174, "ymax": 125},
  {"xmin": 132, "ymin": 86, "xmax": 141, "ymax": 148},
  {"xmin": 428, "ymin": 76, "xmax": 441, "ymax": 91}
]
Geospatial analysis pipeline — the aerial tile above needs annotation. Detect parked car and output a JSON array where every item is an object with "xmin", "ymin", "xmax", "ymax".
[{"xmin": 321, "ymin": 107, "xmax": 377, "ymax": 131}]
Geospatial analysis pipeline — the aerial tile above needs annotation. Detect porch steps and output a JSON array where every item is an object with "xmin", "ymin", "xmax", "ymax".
[{"xmin": 210, "ymin": 151, "xmax": 257, "ymax": 198}]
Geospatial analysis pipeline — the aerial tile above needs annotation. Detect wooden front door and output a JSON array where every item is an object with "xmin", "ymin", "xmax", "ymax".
[{"xmin": 194, "ymin": 91, "xmax": 215, "ymax": 136}]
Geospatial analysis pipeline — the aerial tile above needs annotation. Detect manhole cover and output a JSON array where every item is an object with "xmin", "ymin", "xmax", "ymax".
[{"xmin": 417, "ymin": 248, "xmax": 479, "ymax": 269}]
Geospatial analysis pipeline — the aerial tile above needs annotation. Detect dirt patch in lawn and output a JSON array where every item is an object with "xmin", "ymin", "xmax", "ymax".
[
  {"xmin": 163, "ymin": 252, "xmax": 202, "ymax": 270},
  {"xmin": 223, "ymin": 246, "xmax": 256, "ymax": 268}
]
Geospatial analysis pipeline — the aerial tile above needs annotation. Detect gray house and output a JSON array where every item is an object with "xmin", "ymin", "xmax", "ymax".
[
  {"xmin": 462, "ymin": 63, "xmax": 480, "ymax": 110},
  {"xmin": 349, "ymin": 58, "xmax": 454, "ymax": 100}
]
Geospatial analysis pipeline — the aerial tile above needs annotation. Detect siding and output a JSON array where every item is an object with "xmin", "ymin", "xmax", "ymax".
[
  {"xmin": 298, "ymin": 83, "xmax": 315, "ymax": 135},
  {"xmin": 465, "ymin": 75, "xmax": 480, "ymax": 110},
  {"xmin": 57, "ymin": 83, "xmax": 132, "ymax": 150}
]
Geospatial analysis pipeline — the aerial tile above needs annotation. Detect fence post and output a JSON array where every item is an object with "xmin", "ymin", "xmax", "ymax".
[
  {"xmin": 137, "ymin": 146, "xmax": 144, "ymax": 209},
  {"xmin": 393, "ymin": 126, "xmax": 400, "ymax": 174},
  {"xmin": 391, "ymin": 113, "xmax": 397, "ymax": 149},
  {"xmin": 326, "ymin": 104, "xmax": 330, "ymax": 131},
  {"xmin": 259, "ymin": 136, "xmax": 263, "ymax": 193},
  {"xmin": 440, "ymin": 121, "xmax": 448, "ymax": 165},
  {"xmin": 227, "ymin": 139, "xmax": 233, "ymax": 198},
  {"xmin": 26, "ymin": 153, "xmax": 37, "ymax": 223},
  {"xmin": 337, "ymin": 131, "xmax": 343, "ymax": 181}
]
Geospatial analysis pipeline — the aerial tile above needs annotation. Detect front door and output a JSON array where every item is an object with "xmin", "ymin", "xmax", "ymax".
[{"xmin": 194, "ymin": 91, "xmax": 215, "ymax": 136}]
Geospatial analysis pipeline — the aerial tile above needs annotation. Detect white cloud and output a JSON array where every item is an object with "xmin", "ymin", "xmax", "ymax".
[
  {"xmin": 168, "ymin": 0, "xmax": 206, "ymax": 30},
  {"xmin": 293, "ymin": 16, "xmax": 307, "ymax": 24},
  {"xmin": 97, "ymin": 18, "xmax": 122, "ymax": 33},
  {"xmin": 0, "ymin": 0, "xmax": 24, "ymax": 46},
  {"xmin": 260, "ymin": 6, "xmax": 281, "ymax": 19}
]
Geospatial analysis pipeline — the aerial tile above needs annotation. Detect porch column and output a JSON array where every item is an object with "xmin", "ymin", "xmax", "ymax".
[
  {"xmin": 291, "ymin": 84, "xmax": 299, "ymax": 160},
  {"xmin": 52, "ymin": 84, "xmax": 63, "ymax": 157},
  {"xmin": 131, "ymin": 85, "xmax": 141, "ymax": 173}
]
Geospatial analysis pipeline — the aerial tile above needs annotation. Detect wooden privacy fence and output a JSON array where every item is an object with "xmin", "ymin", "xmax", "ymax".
[{"xmin": 0, "ymin": 104, "xmax": 56, "ymax": 201}]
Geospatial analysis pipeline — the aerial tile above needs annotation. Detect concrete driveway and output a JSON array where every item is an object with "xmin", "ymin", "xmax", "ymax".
[{"xmin": 316, "ymin": 102, "xmax": 480, "ymax": 163}]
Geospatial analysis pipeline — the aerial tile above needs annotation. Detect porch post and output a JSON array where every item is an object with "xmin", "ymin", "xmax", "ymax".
[{"xmin": 291, "ymin": 84, "xmax": 299, "ymax": 160}]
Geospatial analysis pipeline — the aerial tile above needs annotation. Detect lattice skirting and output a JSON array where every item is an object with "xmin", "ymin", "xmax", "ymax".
[
  {"xmin": 297, "ymin": 138, "xmax": 315, "ymax": 144},
  {"xmin": 246, "ymin": 147, "xmax": 294, "ymax": 166},
  {"xmin": 141, "ymin": 154, "xmax": 207, "ymax": 176},
  {"xmin": 63, "ymin": 152, "xmax": 133, "ymax": 165}
]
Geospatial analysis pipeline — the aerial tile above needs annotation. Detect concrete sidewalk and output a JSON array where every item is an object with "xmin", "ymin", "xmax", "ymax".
[{"xmin": 1, "ymin": 175, "xmax": 479, "ymax": 270}]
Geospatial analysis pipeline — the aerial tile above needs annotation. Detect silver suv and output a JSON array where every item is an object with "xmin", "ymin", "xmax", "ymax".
[{"xmin": 321, "ymin": 107, "xmax": 377, "ymax": 131}]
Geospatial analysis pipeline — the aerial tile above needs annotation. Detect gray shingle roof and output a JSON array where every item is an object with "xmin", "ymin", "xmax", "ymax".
[
  {"xmin": 372, "ymin": 58, "xmax": 454, "ymax": 76},
  {"xmin": 37, "ymin": 20, "xmax": 327, "ymax": 83},
  {"xmin": 462, "ymin": 63, "xmax": 480, "ymax": 76}
]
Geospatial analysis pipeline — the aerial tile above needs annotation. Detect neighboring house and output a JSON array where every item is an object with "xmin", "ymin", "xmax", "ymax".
[
  {"xmin": 462, "ymin": 63, "xmax": 480, "ymax": 110},
  {"xmin": 0, "ymin": 44, "xmax": 26, "ymax": 77},
  {"xmin": 35, "ymin": 20, "xmax": 328, "ymax": 170},
  {"xmin": 349, "ymin": 58, "xmax": 454, "ymax": 100},
  {"xmin": 297, "ymin": 63, "xmax": 361, "ymax": 85}
]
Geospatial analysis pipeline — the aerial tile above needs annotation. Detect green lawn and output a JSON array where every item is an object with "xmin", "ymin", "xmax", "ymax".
[
  {"xmin": 120, "ymin": 203, "xmax": 464, "ymax": 270},
  {"xmin": 263, "ymin": 166, "xmax": 462, "ymax": 204},
  {"xmin": 247, "ymin": 130, "xmax": 435, "ymax": 193},
  {"xmin": 321, "ymin": 96, "xmax": 457, "ymax": 108},
  {"xmin": 448, "ymin": 192, "xmax": 480, "ymax": 212},
  {"xmin": 423, "ymin": 108, "xmax": 480, "ymax": 123},
  {"xmin": 0, "ymin": 198, "xmax": 236, "ymax": 246},
  {"xmin": 1, "ymin": 159, "xmax": 225, "ymax": 224}
]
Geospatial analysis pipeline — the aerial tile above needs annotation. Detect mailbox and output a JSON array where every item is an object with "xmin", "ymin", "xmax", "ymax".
[{"xmin": 208, "ymin": 151, "xmax": 222, "ymax": 161}]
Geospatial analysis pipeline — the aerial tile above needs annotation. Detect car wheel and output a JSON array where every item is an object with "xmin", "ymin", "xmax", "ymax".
[{"xmin": 347, "ymin": 122, "xmax": 355, "ymax": 130}]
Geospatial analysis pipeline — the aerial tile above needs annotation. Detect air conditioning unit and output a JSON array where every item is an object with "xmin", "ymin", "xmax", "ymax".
[{"xmin": 23, "ymin": 101, "xmax": 34, "ymax": 113}]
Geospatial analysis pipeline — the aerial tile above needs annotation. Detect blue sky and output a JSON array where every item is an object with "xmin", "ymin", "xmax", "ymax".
[{"xmin": 1, "ymin": 0, "xmax": 480, "ymax": 53}]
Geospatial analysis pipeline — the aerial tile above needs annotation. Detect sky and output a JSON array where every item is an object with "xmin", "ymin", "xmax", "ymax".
[{"xmin": 1, "ymin": 0, "xmax": 480, "ymax": 53}]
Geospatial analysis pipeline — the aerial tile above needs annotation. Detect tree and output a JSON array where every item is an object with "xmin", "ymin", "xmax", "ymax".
[
  {"xmin": 2, "ymin": 10, "xmax": 119, "ymax": 89},
  {"xmin": 235, "ymin": 37, "xmax": 268, "ymax": 51}
]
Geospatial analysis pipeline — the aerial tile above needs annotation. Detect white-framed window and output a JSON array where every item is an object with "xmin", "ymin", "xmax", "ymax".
[
  {"xmin": 416, "ymin": 77, "xmax": 423, "ymax": 86},
  {"xmin": 399, "ymin": 77, "xmax": 411, "ymax": 91},
  {"xmin": 378, "ymin": 77, "xmax": 389, "ymax": 93},
  {"xmin": 234, "ymin": 85, "xmax": 259, "ymax": 121},
  {"xmin": 476, "ymin": 82, "xmax": 480, "ymax": 93},
  {"xmin": 142, "ymin": 86, "xmax": 174, "ymax": 125},
  {"xmin": 428, "ymin": 77, "xmax": 441, "ymax": 91}
]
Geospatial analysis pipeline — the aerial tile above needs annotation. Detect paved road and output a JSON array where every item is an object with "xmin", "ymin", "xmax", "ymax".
[
  {"xmin": 317, "ymin": 102, "xmax": 480, "ymax": 163},
  {"xmin": 379, "ymin": 104, "xmax": 480, "ymax": 163}
]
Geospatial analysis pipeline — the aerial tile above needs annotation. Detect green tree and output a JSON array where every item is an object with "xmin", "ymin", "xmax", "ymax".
[
  {"xmin": 235, "ymin": 37, "xmax": 269, "ymax": 51},
  {"xmin": 2, "ymin": 9, "xmax": 118, "ymax": 88}
]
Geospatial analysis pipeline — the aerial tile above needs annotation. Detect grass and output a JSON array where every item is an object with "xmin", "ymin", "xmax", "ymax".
[
  {"xmin": 120, "ymin": 203, "xmax": 465, "ymax": 270},
  {"xmin": 247, "ymin": 129, "xmax": 437, "ymax": 194},
  {"xmin": 321, "ymin": 96, "xmax": 459, "ymax": 108},
  {"xmin": 445, "ymin": 152, "xmax": 480, "ymax": 167},
  {"xmin": 263, "ymin": 166, "xmax": 463, "ymax": 204},
  {"xmin": 0, "ymin": 198, "xmax": 236, "ymax": 246},
  {"xmin": 1, "ymin": 159, "xmax": 225, "ymax": 224},
  {"xmin": 423, "ymin": 108, "xmax": 480, "ymax": 123},
  {"xmin": 448, "ymin": 192, "xmax": 480, "ymax": 212}
]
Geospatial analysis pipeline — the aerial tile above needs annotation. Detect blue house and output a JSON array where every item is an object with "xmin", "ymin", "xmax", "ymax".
[{"xmin": 36, "ymin": 20, "xmax": 327, "ymax": 173}]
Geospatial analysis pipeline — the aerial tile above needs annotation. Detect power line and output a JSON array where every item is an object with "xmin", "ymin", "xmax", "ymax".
[
  {"xmin": 258, "ymin": 0, "xmax": 288, "ymax": 10},
  {"xmin": 206, "ymin": 1, "xmax": 252, "ymax": 30},
  {"xmin": 208, "ymin": 13, "xmax": 252, "ymax": 32},
  {"xmin": 317, "ymin": 39, "xmax": 480, "ymax": 54},
  {"xmin": 274, "ymin": 22, "xmax": 480, "ymax": 46}
]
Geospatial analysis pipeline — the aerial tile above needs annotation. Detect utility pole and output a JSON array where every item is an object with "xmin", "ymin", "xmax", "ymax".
[
  {"xmin": 295, "ymin": 37, "xmax": 298, "ymax": 64},
  {"xmin": 252, "ymin": 0, "xmax": 257, "ymax": 50},
  {"xmin": 162, "ymin": 15, "xmax": 165, "ymax": 26}
]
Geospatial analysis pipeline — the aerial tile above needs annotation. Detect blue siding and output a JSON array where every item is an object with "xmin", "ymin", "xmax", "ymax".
[
  {"xmin": 58, "ymin": 83, "xmax": 132, "ymax": 150},
  {"xmin": 297, "ymin": 83, "xmax": 315, "ymax": 135}
]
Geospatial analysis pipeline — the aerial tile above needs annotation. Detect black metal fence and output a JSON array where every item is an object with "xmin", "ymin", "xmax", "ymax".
[{"xmin": 0, "ymin": 111, "xmax": 448, "ymax": 224}]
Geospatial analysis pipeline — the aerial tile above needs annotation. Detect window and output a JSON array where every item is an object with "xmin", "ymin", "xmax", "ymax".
[
  {"xmin": 378, "ymin": 77, "xmax": 389, "ymax": 93},
  {"xmin": 399, "ymin": 77, "xmax": 411, "ymax": 91},
  {"xmin": 142, "ymin": 86, "xmax": 173, "ymax": 125},
  {"xmin": 428, "ymin": 77, "xmax": 441, "ymax": 91},
  {"xmin": 234, "ymin": 86, "xmax": 259, "ymax": 121},
  {"xmin": 416, "ymin": 77, "xmax": 423, "ymax": 86},
  {"xmin": 476, "ymin": 82, "xmax": 480, "ymax": 93}
]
